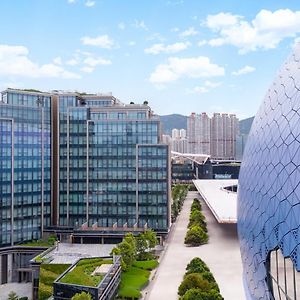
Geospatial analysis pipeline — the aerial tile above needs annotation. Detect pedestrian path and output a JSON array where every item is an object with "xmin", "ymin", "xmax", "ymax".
[{"xmin": 145, "ymin": 191, "xmax": 244, "ymax": 300}]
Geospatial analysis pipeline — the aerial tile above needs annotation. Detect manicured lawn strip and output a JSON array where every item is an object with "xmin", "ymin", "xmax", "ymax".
[
  {"xmin": 117, "ymin": 265, "xmax": 151, "ymax": 299},
  {"xmin": 132, "ymin": 260, "xmax": 158, "ymax": 270},
  {"xmin": 38, "ymin": 264, "xmax": 70, "ymax": 300},
  {"xmin": 59, "ymin": 258, "xmax": 112, "ymax": 287},
  {"xmin": 21, "ymin": 240, "xmax": 52, "ymax": 247}
]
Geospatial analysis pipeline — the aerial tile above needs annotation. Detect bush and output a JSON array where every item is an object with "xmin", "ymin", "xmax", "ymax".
[
  {"xmin": 188, "ymin": 210, "xmax": 207, "ymax": 232},
  {"xmin": 71, "ymin": 292, "xmax": 92, "ymax": 300},
  {"xmin": 186, "ymin": 257, "xmax": 210, "ymax": 275},
  {"xmin": 180, "ymin": 288, "xmax": 223, "ymax": 300},
  {"xmin": 191, "ymin": 199, "xmax": 202, "ymax": 211},
  {"xmin": 19, "ymin": 298, "xmax": 28, "ymax": 300},
  {"xmin": 7, "ymin": 292, "xmax": 18, "ymax": 300},
  {"xmin": 185, "ymin": 226, "xmax": 208, "ymax": 246},
  {"xmin": 178, "ymin": 273, "xmax": 210, "ymax": 296}
]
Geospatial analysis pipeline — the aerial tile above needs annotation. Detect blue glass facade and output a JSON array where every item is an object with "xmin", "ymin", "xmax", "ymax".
[
  {"xmin": 0, "ymin": 90, "xmax": 51, "ymax": 246},
  {"xmin": 238, "ymin": 46, "xmax": 300, "ymax": 299},
  {"xmin": 56, "ymin": 95, "xmax": 170, "ymax": 232}
]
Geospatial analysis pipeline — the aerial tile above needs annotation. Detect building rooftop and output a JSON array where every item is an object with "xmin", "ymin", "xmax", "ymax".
[{"xmin": 193, "ymin": 179, "xmax": 238, "ymax": 223}]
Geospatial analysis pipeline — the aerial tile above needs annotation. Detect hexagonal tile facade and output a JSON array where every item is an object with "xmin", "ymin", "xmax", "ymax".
[{"xmin": 238, "ymin": 44, "xmax": 300, "ymax": 300}]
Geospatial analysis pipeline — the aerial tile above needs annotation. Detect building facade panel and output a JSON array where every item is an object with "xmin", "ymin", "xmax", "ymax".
[
  {"xmin": 238, "ymin": 45, "xmax": 300, "ymax": 299},
  {"xmin": 0, "ymin": 90, "xmax": 51, "ymax": 246}
]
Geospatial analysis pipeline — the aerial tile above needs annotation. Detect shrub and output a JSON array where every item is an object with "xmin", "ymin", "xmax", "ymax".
[
  {"xmin": 178, "ymin": 273, "xmax": 210, "ymax": 296},
  {"xmin": 180, "ymin": 288, "xmax": 223, "ymax": 300},
  {"xmin": 191, "ymin": 199, "xmax": 202, "ymax": 211},
  {"xmin": 186, "ymin": 257, "xmax": 210, "ymax": 275},
  {"xmin": 7, "ymin": 292, "xmax": 18, "ymax": 300},
  {"xmin": 188, "ymin": 210, "xmax": 207, "ymax": 231},
  {"xmin": 185, "ymin": 226, "xmax": 208, "ymax": 246},
  {"xmin": 71, "ymin": 292, "xmax": 92, "ymax": 300}
]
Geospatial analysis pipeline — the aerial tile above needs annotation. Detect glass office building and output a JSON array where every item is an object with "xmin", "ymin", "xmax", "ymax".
[
  {"xmin": 54, "ymin": 94, "xmax": 170, "ymax": 233},
  {"xmin": 238, "ymin": 45, "xmax": 300, "ymax": 299},
  {"xmin": 0, "ymin": 89, "xmax": 51, "ymax": 246}
]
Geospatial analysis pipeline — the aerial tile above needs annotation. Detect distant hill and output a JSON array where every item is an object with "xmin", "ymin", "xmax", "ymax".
[
  {"xmin": 239, "ymin": 116, "xmax": 254, "ymax": 135},
  {"xmin": 159, "ymin": 113, "xmax": 255, "ymax": 135},
  {"xmin": 159, "ymin": 114, "xmax": 187, "ymax": 135}
]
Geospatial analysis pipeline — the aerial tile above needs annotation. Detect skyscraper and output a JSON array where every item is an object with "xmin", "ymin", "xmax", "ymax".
[
  {"xmin": 53, "ymin": 93, "xmax": 170, "ymax": 232},
  {"xmin": 0, "ymin": 89, "xmax": 51, "ymax": 246},
  {"xmin": 187, "ymin": 112, "xmax": 211, "ymax": 154},
  {"xmin": 187, "ymin": 112, "xmax": 238, "ymax": 159}
]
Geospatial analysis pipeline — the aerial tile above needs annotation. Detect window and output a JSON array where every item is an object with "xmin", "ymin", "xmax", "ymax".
[{"xmin": 267, "ymin": 248, "xmax": 299, "ymax": 300}]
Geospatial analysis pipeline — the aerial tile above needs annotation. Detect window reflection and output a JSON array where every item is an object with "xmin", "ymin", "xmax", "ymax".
[{"xmin": 268, "ymin": 249, "xmax": 299, "ymax": 300}]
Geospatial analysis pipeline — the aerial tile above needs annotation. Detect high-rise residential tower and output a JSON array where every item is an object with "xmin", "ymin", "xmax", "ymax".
[
  {"xmin": 0, "ymin": 89, "xmax": 51, "ymax": 246},
  {"xmin": 187, "ymin": 112, "xmax": 211, "ymax": 154},
  {"xmin": 187, "ymin": 112, "xmax": 238, "ymax": 159}
]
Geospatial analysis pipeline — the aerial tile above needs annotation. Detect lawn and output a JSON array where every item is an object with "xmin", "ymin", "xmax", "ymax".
[
  {"xmin": 117, "ymin": 260, "xmax": 158, "ymax": 299},
  {"xmin": 21, "ymin": 240, "xmax": 53, "ymax": 247},
  {"xmin": 39, "ymin": 264, "xmax": 70, "ymax": 300},
  {"xmin": 59, "ymin": 258, "xmax": 112, "ymax": 287}
]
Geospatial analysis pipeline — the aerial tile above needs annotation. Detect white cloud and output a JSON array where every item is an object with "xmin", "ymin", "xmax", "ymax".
[
  {"xmin": 205, "ymin": 9, "xmax": 300, "ymax": 53},
  {"xmin": 83, "ymin": 56, "xmax": 111, "ymax": 66},
  {"xmin": 0, "ymin": 45, "xmax": 80, "ymax": 79},
  {"xmin": 179, "ymin": 27, "xmax": 198, "ymax": 37},
  {"xmin": 232, "ymin": 65, "xmax": 256, "ymax": 76},
  {"xmin": 118, "ymin": 22, "xmax": 126, "ymax": 30},
  {"xmin": 81, "ymin": 66, "xmax": 94, "ymax": 73},
  {"xmin": 132, "ymin": 20, "xmax": 148, "ymax": 31},
  {"xmin": 81, "ymin": 35, "xmax": 115, "ymax": 49},
  {"xmin": 188, "ymin": 80, "xmax": 221, "ymax": 94},
  {"xmin": 53, "ymin": 57, "xmax": 62, "ymax": 65},
  {"xmin": 149, "ymin": 56, "xmax": 225, "ymax": 84},
  {"xmin": 68, "ymin": 0, "xmax": 75, "ymax": 3},
  {"xmin": 145, "ymin": 42, "xmax": 190, "ymax": 55},
  {"xmin": 128, "ymin": 41, "xmax": 136, "ymax": 46},
  {"xmin": 85, "ymin": 0, "xmax": 95, "ymax": 7},
  {"xmin": 204, "ymin": 80, "xmax": 221, "ymax": 88},
  {"xmin": 66, "ymin": 58, "xmax": 80, "ymax": 66},
  {"xmin": 198, "ymin": 40, "xmax": 207, "ymax": 47},
  {"xmin": 171, "ymin": 27, "xmax": 180, "ymax": 32}
]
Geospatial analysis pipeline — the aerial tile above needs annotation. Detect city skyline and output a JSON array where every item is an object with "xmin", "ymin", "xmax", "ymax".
[{"xmin": 1, "ymin": 1, "xmax": 300, "ymax": 118}]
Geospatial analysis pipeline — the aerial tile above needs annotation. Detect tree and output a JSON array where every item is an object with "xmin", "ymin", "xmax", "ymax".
[
  {"xmin": 136, "ymin": 234, "xmax": 149, "ymax": 261},
  {"xmin": 144, "ymin": 229, "xmax": 157, "ymax": 249},
  {"xmin": 111, "ymin": 238, "xmax": 136, "ymax": 270},
  {"xmin": 7, "ymin": 292, "xmax": 18, "ymax": 300},
  {"xmin": 71, "ymin": 291, "xmax": 92, "ymax": 300},
  {"xmin": 184, "ymin": 226, "xmax": 208, "ymax": 246}
]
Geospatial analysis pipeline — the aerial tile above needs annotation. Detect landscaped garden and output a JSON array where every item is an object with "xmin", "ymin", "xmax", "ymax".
[
  {"xmin": 112, "ymin": 230, "xmax": 159, "ymax": 299},
  {"xmin": 21, "ymin": 235, "xmax": 57, "ymax": 247},
  {"xmin": 171, "ymin": 184, "xmax": 189, "ymax": 222},
  {"xmin": 178, "ymin": 257, "xmax": 223, "ymax": 300},
  {"xmin": 39, "ymin": 263, "xmax": 70, "ymax": 300},
  {"xmin": 59, "ymin": 258, "xmax": 113, "ymax": 287},
  {"xmin": 184, "ymin": 198, "xmax": 209, "ymax": 246}
]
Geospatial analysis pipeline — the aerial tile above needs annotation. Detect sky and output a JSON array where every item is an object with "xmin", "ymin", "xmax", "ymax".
[{"xmin": 1, "ymin": 1, "xmax": 300, "ymax": 119}]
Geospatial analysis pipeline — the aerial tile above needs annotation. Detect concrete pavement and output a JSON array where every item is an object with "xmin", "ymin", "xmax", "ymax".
[
  {"xmin": 145, "ymin": 191, "xmax": 244, "ymax": 300},
  {"xmin": 0, "ymin": 283, "xmax": 31, "ymax": 300}
]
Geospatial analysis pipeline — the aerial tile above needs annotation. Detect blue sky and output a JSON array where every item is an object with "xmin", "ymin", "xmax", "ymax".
[{"xmin": 1, "ymin": 0, "xmax": 300, "ymax": 118}]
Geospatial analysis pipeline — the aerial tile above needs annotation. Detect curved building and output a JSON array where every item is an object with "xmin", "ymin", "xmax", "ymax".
[{"xmin": 238, "ymin": 45, "xmax": 300, "ymax": 299}]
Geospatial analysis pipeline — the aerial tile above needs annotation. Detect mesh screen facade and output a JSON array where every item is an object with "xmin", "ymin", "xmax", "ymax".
[{"xmin": 238, "ymin": 45, "xmax": 300, "ymax": 299}]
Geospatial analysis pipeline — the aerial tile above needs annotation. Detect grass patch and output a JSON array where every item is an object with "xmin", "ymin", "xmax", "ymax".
[
  {"xmin": 39, "ymin": 264, "xmax": 70, "ymax": 300},
  {"xmin": 21, "ymin": 240, "xmax": 52, "ymax": 247},
  {"xmin": 132, "ymin": 260, "xmax": 158, "ymax": 270},
  {"xmin": 59, "ymin": 258, "xmax": 112, "ymax": 287},
  {"xmin": 117, "ymin": 260, "xmax": 158, "ymax": 299},
  {"xmin": 118, "ymin": 266, "xmax": 150, "ymax": 299}
]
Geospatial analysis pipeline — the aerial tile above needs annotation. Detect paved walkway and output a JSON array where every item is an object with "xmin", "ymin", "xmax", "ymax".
[
  {"xmin": 44, "ymin": 243, "xmax": 115, "ymax": 264},
  {"xmin": 0, "ymin": 283, "xmax": 31, "ymax": 300},
  {"xmin": 145, "ymin": 191, "xmax": 244, "ymax": 300}
]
